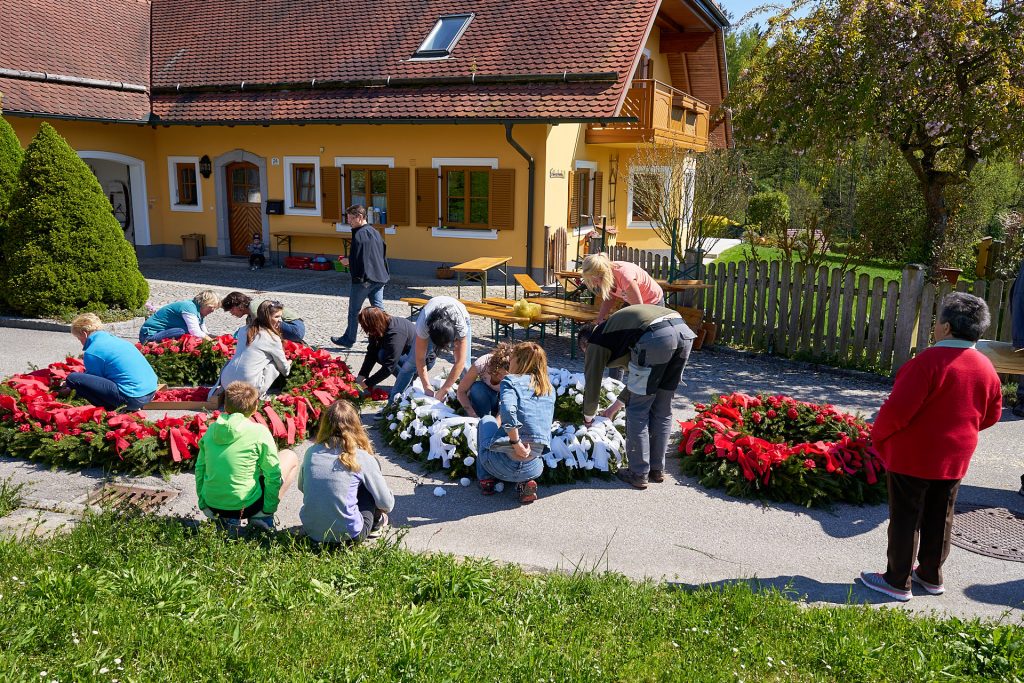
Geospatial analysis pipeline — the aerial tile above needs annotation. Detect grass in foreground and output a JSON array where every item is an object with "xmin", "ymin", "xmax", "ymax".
[
  {"xmin": 0, "ymin": 513, "xmax": 1021, "ymax": 682},
  {"xmin": 0, "ymin": 476, "xmax": 24, "ymax": 518},
  {"xmin": 713, "ymin": 245, "xmax": 904, "ymax": 283}
]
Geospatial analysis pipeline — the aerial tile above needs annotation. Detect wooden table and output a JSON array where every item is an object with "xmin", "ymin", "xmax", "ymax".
[
  {"xmin": 530, "ymin": 297, "xmax": 601, "ymax": 358},
  {"xmin": 555, "ymin": 270, "xmax": 713, "ymax": 303},
  {"xmin": 451, "ymin": 256, "xmax": 512, "ymax": 300},
  {"xmin": 270, "ymin": 231, "xmax": 351, "ymax": 267}
]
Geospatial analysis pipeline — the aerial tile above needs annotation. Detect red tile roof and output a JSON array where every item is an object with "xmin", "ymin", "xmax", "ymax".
[
  {"xmin": 2, "ymin": 0, "xmax": 663, "ymax": 123},
  {"xmin": 0, "ymin": 0, "xmax": 150, "ymax": 121}
]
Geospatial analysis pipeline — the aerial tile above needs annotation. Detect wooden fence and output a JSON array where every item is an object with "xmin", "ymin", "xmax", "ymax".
[{"xmin": 699, "ymin": 261, "xmax": 1017, "ymax": 374}]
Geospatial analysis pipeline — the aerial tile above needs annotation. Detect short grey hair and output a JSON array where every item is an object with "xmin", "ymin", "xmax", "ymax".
[
  {"xmin": 193, "ymin": 289, "xmax": 221, "ymax": 310},
  {"xmin": 938, "ymin": 292, "xmax": 990, "ymax": 342}
]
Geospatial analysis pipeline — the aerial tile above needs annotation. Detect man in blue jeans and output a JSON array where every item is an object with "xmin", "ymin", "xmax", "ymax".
[{"xmin": 332, "ymin": 204, "xmax": 389, "ymax": 348}]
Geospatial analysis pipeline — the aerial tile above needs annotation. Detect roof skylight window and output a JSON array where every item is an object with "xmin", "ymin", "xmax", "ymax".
[{"xmin": 413, "ymin": 14, "xmax": 474, "ymax": 59}]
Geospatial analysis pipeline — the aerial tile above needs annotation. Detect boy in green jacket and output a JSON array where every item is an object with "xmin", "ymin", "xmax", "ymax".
[{"xmin": 195, "ymin": 381, "xmax": 299, "ymax": 530}]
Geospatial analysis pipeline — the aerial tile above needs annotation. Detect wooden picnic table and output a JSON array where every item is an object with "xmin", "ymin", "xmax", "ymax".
[
  {"xmin": 554, "ymin": 270, "xmax": 713, "ymax": 303},
  {"xmin": 451, "ymin": 256, "xmax": 512, "ymax": 300},
  {"xmin": 530, "ymin": 297, "xmax": 601, "ymax": 358}
]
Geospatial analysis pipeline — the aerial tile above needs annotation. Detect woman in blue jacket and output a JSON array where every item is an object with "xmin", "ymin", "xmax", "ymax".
[{"xmin": 65, "ymin": 313, "xmax": 158, "ymax": 410}]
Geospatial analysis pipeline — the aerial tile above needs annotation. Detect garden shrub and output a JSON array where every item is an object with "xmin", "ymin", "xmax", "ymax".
[
  {"xmin": 746, "ymin": 190, "xmax": 790, "ymax": 243},
  {"xmin": 2, "ymin": 122, "xmax": 148, "ymax": 317},
  {"xmin": 0, "ymin": 114, "xmax": 24, "ymax": 308},
  {"xmin": 853, "ymin": 148, "xmax": 926, "ymax": 263}
]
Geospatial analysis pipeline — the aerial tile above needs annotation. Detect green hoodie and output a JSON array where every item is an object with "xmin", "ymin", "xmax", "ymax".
[{"xmin": 195, "ymin": 412, "xmax": 283, "ymax": 514}]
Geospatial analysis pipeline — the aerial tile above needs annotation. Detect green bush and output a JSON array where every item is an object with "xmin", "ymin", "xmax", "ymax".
[
  {"xmin": 0, "ymin": 114, "xmax": 25, "ymax": 309},
  {"xmin": 747, "ymin": 190, "xmax": 790, "ymax": 241},
  {"xmin": 1, "ymin": 122, "xmax": 148, "ymax": 317},
  {"xmin": 943, "ymin": 158, "xmax": 1024, "ymax": 271},
  {"xmin": 853, "ymin": 147, "xmax": 927, "ymax": 263}
]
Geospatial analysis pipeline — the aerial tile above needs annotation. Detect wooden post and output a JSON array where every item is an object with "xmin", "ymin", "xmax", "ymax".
[{"xmin": 892, "ymin": 265, "xmax": 925, "ymax": 371}]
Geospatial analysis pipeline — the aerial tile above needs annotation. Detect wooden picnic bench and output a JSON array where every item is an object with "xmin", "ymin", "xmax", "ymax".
[
  {"xmin": 451, "ymin": 256, "xmax": 511, "ymax": 300},
  {"xmin": 399, "ymin": 297, "xmax": 545, "ymax": 342},
  {"xmin": 513, "ymin": 273, "xmax": 545, "ymax": 298}
]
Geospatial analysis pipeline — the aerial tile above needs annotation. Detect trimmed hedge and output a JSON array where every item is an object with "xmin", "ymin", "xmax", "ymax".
[
  {"xmin": 0, "ymin": 114, "xmax": 24, "ymax": 308},
  {"xmin": 2, "ymin": 122, "xmax": 148, "ymax": 317}
]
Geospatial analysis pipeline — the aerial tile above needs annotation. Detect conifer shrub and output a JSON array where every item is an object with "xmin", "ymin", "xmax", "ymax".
[
  {"xmin": 0, "ymin": 113, "xmax": 25, "ymax": 308},
  {"xmin": 2, "ymin": 122, "xmax": 148, "ymax": 317}
]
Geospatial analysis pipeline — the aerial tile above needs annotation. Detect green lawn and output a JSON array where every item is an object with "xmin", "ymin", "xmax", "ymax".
[
  {"xmin": 713, "ymin": 245, "xmax": 905, "ymax": 283},
  {"xmin": 0, "ymin": 513, "xmax": 1021, "ymax": 681}
]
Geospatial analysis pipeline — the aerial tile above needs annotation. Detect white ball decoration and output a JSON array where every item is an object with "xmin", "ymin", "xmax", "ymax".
[
  {"xmin": 412, "ymin": 443, "xmax": 424, "ymax": 454},
  {"xmin": 459, "ymin": 477, "xmax": 471, "ymax": 487},
  {"xmin": 389, "ymin": 422, "xmax": 398, "ymax": 431},
  {"xmin": 463, "ymin": 456, "xmax": 475, "ymax": 466},
  {"xmin": 433, "ymin": 486, "xmax": 446, "ymax": 497},
  {"xmin": 494, "ymin": 482, "xmax": 505, "ymax": 493}
]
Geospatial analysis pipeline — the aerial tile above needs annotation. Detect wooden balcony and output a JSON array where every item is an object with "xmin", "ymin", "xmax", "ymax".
[{"xmin": 586, "ymin": 80, "xmax": 711, "ymax": 150}]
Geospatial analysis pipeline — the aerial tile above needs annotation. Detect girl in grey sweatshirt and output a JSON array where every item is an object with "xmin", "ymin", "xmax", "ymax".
[{"xmin": 298, "ymin": 399, "xmax": 394, "ymax": 543}]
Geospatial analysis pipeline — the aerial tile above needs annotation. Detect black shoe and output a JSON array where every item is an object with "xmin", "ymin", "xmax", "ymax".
[
  {"xmin": 648, "ymin": 469, "xmax": 665, "ymax": 483},
  {"xmin": 330, "ymin": 336, "xmax": 354, "ymax": 348},
  {"xmin": 616, "ymin": 469, "xmax": 648, "ymax": 489}
]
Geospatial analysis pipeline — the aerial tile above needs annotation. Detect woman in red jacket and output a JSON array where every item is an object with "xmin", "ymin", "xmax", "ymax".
[{"xmin": 860, "ymin": 292, "xmax": 1003, "ymax": 602}]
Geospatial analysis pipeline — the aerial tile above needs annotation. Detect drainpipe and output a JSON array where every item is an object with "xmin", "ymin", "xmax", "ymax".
[{"xmin": 504, "ymin": 123, "xmax": 535, "ymax": 277}]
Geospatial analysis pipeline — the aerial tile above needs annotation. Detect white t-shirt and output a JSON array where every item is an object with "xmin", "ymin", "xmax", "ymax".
[{"xmin": 415, "ymin": 296, "xmax": 469, "ymax": 340}]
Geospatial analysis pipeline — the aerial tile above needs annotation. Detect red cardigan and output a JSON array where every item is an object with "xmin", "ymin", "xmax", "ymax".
[{"xmin": 872, "ymin": 345, "xmax": 1002, "ymax": 480}]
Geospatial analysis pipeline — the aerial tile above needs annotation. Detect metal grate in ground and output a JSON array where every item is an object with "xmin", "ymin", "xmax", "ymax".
[
  {"xmin": 951, "ymin": 504, "xmax": 1024, "ymax": 562},
  {"xmin": 86, "ymin": 484, "xmax": 179, "ymax": 513}
]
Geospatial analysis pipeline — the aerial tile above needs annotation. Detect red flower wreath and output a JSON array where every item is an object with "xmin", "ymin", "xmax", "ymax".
[
  {"xmin": 678, "ymin": 392, "xmax": 887, "ymax": 507},
  {"xmin": 0, "ymin": 335, "xmax": 364, "ymax": 473}
]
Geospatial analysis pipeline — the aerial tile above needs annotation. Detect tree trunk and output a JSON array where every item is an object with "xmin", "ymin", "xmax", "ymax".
[{"xmin": 921, "ymin": 175, "xmax": 950, "ymax": 276}]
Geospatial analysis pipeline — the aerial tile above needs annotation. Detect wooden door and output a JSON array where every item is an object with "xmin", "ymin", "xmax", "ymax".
[{"xmin": 226, "ymin": 162, "xmax": 262, "ymax": 255}]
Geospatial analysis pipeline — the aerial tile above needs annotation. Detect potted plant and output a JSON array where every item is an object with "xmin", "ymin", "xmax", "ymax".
[
  {"xmin": 938, "ymin": 267, "xmax": 962, "ymax": 284},
  {"xmin": 436, "ymin": 263, "xmax": 454, "ymax": 280}
]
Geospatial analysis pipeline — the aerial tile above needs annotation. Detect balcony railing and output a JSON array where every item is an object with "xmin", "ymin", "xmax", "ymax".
[{"xmin": 586, "ymin": 79, "xmax": 711, "ymax": 149}]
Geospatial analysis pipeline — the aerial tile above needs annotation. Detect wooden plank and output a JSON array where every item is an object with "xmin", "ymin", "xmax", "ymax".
[
  {"xmin": 751, "ymin": 261, "xmax": 769, "ymax": 348},
  {"xmin": 743, "ymin": 261, "xmax": 757, "ymax": 346},
  {"xmin": 734, "ymin": 261, "xmax": 747, "ymax": 345},
  {"xmin": 765, "ymin": 260, "xmax": 780, "ymax": 353},
  {"xmin": 798, "ymin": 265, "xmax": 815, "ymax": 353},
  {"xmin": 998, "ymin": 280, "xmax": 1015, "ymax": 342},
  {"xmin": 787, "ymin": 263, "xmax": 804, "ymax": 355},
  {"xmin": 723, "ymin": 262, "xmax": 737, "ymax": 343},
  {"xmin": 812, "ymin": 266, "xmax": 829, "ymax": 358},
  {"xmin": 825, "ymin": 267, "xmax": 842, "ymax": 356},
  {"xmin": 851, "ymin": 274, "xmax": 871, "ymax": 362},
  {"xmin": 892, "ymin": 266, "xmax": 925, "ymax": 371},
  {"xmin": 985, "ymin": 279, "xmax": 1004, "ymax": 340},
  {"xmin": 865, "ymin": 277, "xmax": 884, "ymax": 365},
  {"xmin": 838, "ymin": 270, "xmax": 856, "ymax": 361},
  {"xmin": 777, "ymin": 261, "xmax": 791, "ymax": 353},
  {"xmin": 915, "ymin": 282, "xmax": 936, "ymax": 356},
  {"xmin": 880, "ymin": 279, "xmax": 900, "ymax": 371}
]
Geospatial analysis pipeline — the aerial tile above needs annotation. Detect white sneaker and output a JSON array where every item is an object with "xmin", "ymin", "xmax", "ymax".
[{"xmin": 367, "ymin": 513, "xmax": 390, "ymax": 539}]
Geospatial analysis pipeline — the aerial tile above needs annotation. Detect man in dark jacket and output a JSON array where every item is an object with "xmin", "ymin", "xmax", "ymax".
[
  {"xmin": 578, "ymin": 304, "xmax": 696, "ymax": 489},
  {"xmin": 332, "ymin": 204, "xmax": 390, "ymax": 348}
]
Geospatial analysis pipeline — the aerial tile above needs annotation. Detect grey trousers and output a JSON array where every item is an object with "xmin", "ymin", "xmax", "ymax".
[{"xmin": 623, "ymin": 323, "xmax": 694, "ymax": 476}]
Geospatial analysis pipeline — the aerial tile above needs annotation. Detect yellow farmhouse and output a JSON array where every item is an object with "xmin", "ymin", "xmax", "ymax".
[{"xmin": 1, "ymin": 0, "xmax": 730, "ymax": 279}]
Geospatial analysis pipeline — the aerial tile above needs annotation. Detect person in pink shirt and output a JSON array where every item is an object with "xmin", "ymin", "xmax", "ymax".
[{"xmin": 581, "ymin": 253, "xmax": 665, "ymax": 323}]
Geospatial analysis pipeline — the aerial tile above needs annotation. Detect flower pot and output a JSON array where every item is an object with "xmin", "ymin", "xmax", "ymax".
[
  {"xmin": 436, "ymin": 266, "xmax": 454, "ymax": 280},
  {"xmin": 938, "ymin": 267, "xmax": 962, "ymax": 285},
  {"xmin": 703, "ymin": 321, "xmax": 718, "ymax": 347},
  {"xmin": 692, "ymin": 326, "xmax": 707, "ymax": 351}
]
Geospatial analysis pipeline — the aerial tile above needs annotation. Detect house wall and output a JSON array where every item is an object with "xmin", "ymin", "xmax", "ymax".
[{"xmin": 6, "ymin": 117, "xmax": 552, "ymax": 275}]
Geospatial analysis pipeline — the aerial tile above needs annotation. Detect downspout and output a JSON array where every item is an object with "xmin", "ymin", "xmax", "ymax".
[{"xmin": 504, "ymin": 123, "xmax": 535, "ymax": 277}]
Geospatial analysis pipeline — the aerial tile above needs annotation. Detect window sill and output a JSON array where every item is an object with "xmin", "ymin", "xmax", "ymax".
[
  {"xmin": 431, "ymin": 227, "xmax": 498, "ymax": 240},
  {"xmin": 170, "ymin": 204, "xmax": 203, "ymax": 213},
  {"xmin": 284, "ymin": 206, "xmax": 320, "ymax": 217},
  {"xmin": 627, "ymin": 222, "xmax": 657, "ymax": 230},
  {"xmin": 335, "ymin": 224, "xmax": 397, "ymax": 234}
]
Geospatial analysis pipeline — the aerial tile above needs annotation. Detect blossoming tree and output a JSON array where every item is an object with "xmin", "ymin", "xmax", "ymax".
[{"xmin": 731, "ymin": 0, "xmax": 1024, "ymax": 274}]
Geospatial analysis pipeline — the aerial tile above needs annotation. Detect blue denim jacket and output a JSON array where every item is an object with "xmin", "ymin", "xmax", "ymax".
[{"xmin": 497, "ymin": 374, "xmax": 555, "ymax": 448}]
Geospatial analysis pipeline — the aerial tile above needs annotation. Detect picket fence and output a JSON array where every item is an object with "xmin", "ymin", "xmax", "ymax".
[{"xmin": 698, "ymin": 261, "xmax": 1017, "ymax": 374}]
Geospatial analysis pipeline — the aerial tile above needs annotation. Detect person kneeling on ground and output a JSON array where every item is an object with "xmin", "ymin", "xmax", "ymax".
[
  {"xmin": 353, "ymin": 307, "xmax": 433, "ymax": 396},
  {"xmin": 476, "ymin": 342, "xmax": 555, "ymax": 505},
  {"xmin": 63, "ymin": 313, "xmax": 158, "ymax": 411},
  {"xmin": 579, "ymin": 304, "xmax": 696, "ymax": 490},
  {"xmin": 139, "ymin": 290, "xmax": 220, "ymax": 343},
  {"xmin": 389, "ymin": 295, "xmax": 472, "ymax": 403},
  {"xmin": 195, "ymin": 381, "xmax": 299, "ymax": 531},
  {"xmin": 221, "ymin": 291, "xmax": 306, "ymax": 344},
  {"xmin": 298, "ymin": 399, "xmax": 394, "ymax": 543},
  {"xmin": 214, "ymin": 300, "xmax": 292, "ymax": 399},
  {"xmin": 859, "ymin": 292, "xmax": 1003, "ymax": 603},
  {"xmin": 456, "ymin": 341, "xmax": 513, "ymax": 418}
]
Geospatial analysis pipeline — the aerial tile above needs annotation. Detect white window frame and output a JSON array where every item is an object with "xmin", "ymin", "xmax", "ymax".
[
  {"xmin": 333, "ymin": 156, "xmax": 397, "ymax": 233},
  {"xmin": 283, "ymin": 156, "xmax": 321, "ymax": 216},
  {"xmin": 627, "ymin": 164, "xmax": 671, "ymax": 229},
  {"xmin": 431, "ymin": 157, "xmax": 499, "ymax": 239},
  {"xmin": 167, "ymin": 156, "xmax": 202, "ymax": 212},
  {"xmin": 574, "ymin": 160, "xmax": 598, "ymax": 230},
  {"xmin": 411, "ymin": 13, "xmax": 474, "ymax": 60}
]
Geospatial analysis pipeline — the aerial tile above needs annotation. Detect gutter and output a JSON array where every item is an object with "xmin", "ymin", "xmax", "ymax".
[
  {"xmin": 152, "ymin": 71, "xmax": 620, "ymax": 95},
  {"xmin": 0, "ymin": 68, "xmax": 147, "ymax": 93},
  {"xmin": 146, "ymin": 115, "xmax": 637, "ymax": 126},
  {"xmin": 692, "ymin": 0, "xmax": 731, "ymax": 28},
  {"xmin": 504, "ymin": 123, "xmax": 536, "ymax": 277}
]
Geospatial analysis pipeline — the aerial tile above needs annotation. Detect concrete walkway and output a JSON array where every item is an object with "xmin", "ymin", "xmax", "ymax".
[{"xmin": 1, "ymin": 261, "xmax": 1022, "ymax": 623}]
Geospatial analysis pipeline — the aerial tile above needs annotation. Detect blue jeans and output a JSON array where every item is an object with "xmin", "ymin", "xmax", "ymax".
[
  {"xmin": 339, "ymin": 280, "xmax": 386, "ymax": 345},
  {"xmin": 388, "ymin": 324, "xmax": 472, "ymax": 402},
  {"xmin": 475, "ymin": 416, "xmax": 544, "ymax": 482},
  {"xmin": 139, "ymin": 327, "xmax": 187, "ymax": 343},
  {"xmin": 468, "ymin": 381, "xmax": 499, "ymax": 417},
  {"xmin": 279, "ymin": 319, "xmax": 306, "ymax": 343},
  {"xmin": 66, "ymin": 372, "xmax": 155, "ymax": 411}
]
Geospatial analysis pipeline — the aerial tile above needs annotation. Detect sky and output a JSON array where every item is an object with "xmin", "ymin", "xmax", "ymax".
[{"xmin": 719, "ymin": 1, "xmax": 807, "ymax": 29}]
